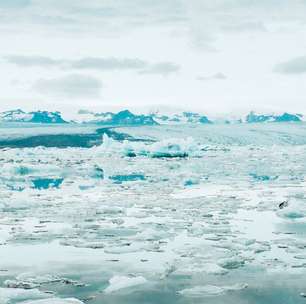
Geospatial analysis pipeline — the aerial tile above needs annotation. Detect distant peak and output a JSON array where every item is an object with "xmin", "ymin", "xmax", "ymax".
[
  {"xmin": 246, "ymin": 111, "xmax": 302, "ymax": 123},
  {"xmin": 0, "ymin": 109, "xmax": 68, "ymax": 124}
]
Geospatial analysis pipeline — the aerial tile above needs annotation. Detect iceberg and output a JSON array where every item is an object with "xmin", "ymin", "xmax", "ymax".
[
  {"xmin": 31, "ymin": 178, "xmax": 64, "ymax": 190},
  {"xmin": 1, "ymin": 120, "xmax": 306, "ymax": 303},
  {"xmin": 0, "ymin": 287, "xmax": 50, "ymax": 303},
  {"xmin": 98, "ymin": 134, "xmax": 202, "ymax": 158},
  {"xmin": 103, "ymin": 275, "xmax": 147, "ymax": 294},
  {"xmin": 19, "ymin": 299, "xmax": 84, "ymax": 304},
  {"xmin": 178, "ymin": 283, "xmax": 248, "ymax": 297},
  {"xmin": 277, "ymin": 198, "xmax": 306, "ymax": 219},
  {"xmin": 109, "ymin": 174, "xmax": 146, "ymax": 183}
]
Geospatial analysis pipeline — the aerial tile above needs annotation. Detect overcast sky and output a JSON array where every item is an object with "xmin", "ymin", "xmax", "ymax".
[{"xmin": 1, "ymin": 0, "xmax": 306, "ymax": 114}]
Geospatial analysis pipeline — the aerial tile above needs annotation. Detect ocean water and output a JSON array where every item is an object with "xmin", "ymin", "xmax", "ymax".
[{"xmin": 1, "ymin": 123, "xmax": 306, "ymax": 303}]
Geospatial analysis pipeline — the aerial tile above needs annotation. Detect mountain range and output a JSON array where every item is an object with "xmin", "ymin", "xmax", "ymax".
[
  {"xmin": 0, "ymin": 109, "xmax": 68, "ymax": 124},
  {"xmin": 0, "ymin": 109, "xmax": 303, "ymax": 125}
]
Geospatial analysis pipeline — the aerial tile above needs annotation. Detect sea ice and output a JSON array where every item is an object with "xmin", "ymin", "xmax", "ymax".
[
  {"xmin": 103, "ymin": 275, "xmax": 147, "ymax": 294},
  {"xmin": 19, "ymin": 298, "xmax": 84, "ymax": 304},
  {"xmin": 1, "ymin": 123, "xmax": 306, "ymax": 303},
  {"xmin": 277, "ymin": 198, "xmax": 306, "ymax": 219},
  {"xmin": 98, "ymin": 134, "xmax": 202, "ymax": 158},
  {"xmin": 178, "ymin": 283, "xmax": 248, "ymax": 297},
  {"xmin": 0, "ymin": 287, "xmax": 50, "ymax": 303}
]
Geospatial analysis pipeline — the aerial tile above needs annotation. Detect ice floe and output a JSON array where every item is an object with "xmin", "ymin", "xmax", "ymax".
[
  {"xmin": 104, "ymin": 275, "xmax": 147, "ymax": 294},
  {"xmin": 1, "ymin": 123, "xmax": 306, "ymax": 303},
  {"xmin": 277, "ymin": 198, "xmax": 306, "ymax": 219},
  {"xmin": 19, "ymin": 298, "xmax": 84, "ymax": 304},
  {"xmin": 0, "ymin": 287, "xmax": 50, "ymax": 303},
  {"xmin": 98, "ymin": 134, "xmax": 202, "ymax": 158},
  {"xmin": 178, "ymin": 283, "xmax": 248, "ymax": 297}
]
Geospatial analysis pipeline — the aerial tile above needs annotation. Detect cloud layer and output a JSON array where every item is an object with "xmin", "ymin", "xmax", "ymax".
[
  {"xmin": 197, "ymin": 73, "xmax": 227, "ymax": 81},
  {"xmin": 34, "ymin": 74, "xmax": 103, "ymax": 98},
  {"xmin": 1, "ymin": 1, "xmax": 306, "ymax": 112},
  {"xmin": 4, "ymin": 55, "xmax": 180, "ymax": 75},
  {"xmin": 274, "ymin": 56, "xmax": 306, "ymax": 74}
]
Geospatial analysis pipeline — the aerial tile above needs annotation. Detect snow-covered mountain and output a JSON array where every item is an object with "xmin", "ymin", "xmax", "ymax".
[
  {"xmin": 0, "ymin": 109, "xmax": 32, "ymax": 122},
  {"xmin": 1, "ymin": 108, "xmax": 304, "ymax": 125},
  {"xmin": 0, "ymin": 109, "xmax": 68, "ymax": 124},
  {"xmin": 151, "ymin": 111, "xmax": 212, "ymax": 124},
  {"xmin": 108, "ymin": 110, "xmax": 157, "ymax": 125},
  {"xmin": 246, "ymin": 111, "xmax": 303, "ymax": 123},
  {"xmin": 76, "ymin": 109, "xmax": 158, "ymax": 126},
  {"xmin": 69, "ymin": 109, "xmax": 306, "ymax": 125}
]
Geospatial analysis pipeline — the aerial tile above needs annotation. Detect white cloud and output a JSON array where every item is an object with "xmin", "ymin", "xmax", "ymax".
[
  {"xmin": 138, "ymin": 62, "xmax": 180, "ymax": 76},
  {"xmin": 70, "ymin": 57, "xmax": 148, "ymax": 70},
  {"xmin": 1, "ymin": 1, "xmax": 306, "ymax": 113},
  {"xmin": 4, "ymin": 55, "xmax": 60, "ymax": 66},
  {"xmin": 34, "ymin": 74, "xmax": 102, "ymax": 98},
  {"xmin": 197, "ymin": 73, "xmax": 227, "ymax": 81},
  {"xmin": 4, "ymin": 55, "xmax": 180, "ymax": 75},
  {"xmin": 274, "ymin": 56, "xmax": 306, "ymax": 74}
]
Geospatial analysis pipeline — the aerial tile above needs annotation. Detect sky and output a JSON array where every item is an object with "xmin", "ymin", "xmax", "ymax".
[{"xmin": 1, "ymin": 0, "xmax": 306, "ymax": 115}]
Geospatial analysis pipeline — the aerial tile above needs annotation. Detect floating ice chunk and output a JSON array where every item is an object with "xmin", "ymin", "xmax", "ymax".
[
  {"xmin": 98, "ymin": 134, "xmax": 202, "ymax": 158},
  {"xmin": 104, "ymin": 243, "xmax": 141, "ymax": 254},
  {"xmin": 172, "ymin": 184, "xmax": 233, "ymax": 199},
  {"xmin": 133, "ymin": 228, "xmax": 172, "ymax": 242},
  {"xmin": 160, "ymin": 263, "xmax": 177, "ymax": 279},
  {"xmin": 184, "ymin": 179, "xmax": 199, "ymax": 187},
  {"xmin": 78, "ymin": 184, "xmax": 95, "ymax": 191},
  {"xmin": 126, "ymin": 207, "xmax": 147, "ymax": 218},
  {"xmin": 97, "ymin": 206, "xmax": 125, "ymax": 215},
  {"xmin": 16, "ymin": 274, "xmax": 62, "ymax": 285},
  {"xmin": 60, "ymin": 239, "xmax": 104, "ymax": 249},
  {"xmin": 249, "ymin": 173, "xmax": 278, "ymax": 182},
  {"xmin": 109, "ymin": 174, "xmax": 146, "ymax": 184},
  {"xmin": 179, "ymin": 285, "xmax": 224, "ymax": 297},
  {"xmin": 14, "ymin": 165, "xmax": 32, "ymax": 175},
  {"xmin": 19, "ymin": 298, "xmax": 84, "ymax": 304},
  {"xmin": 4, "ymin": 279, "xmax": 39, "ymax": 289},
  {"xmin": 203, "ymin": 263, "xmax": 229, "ymax": 275},
  {"xmin": 91, "ymin": 165, "xmax": 104, "ymax": 179},
  {"xmin": 294, "ymin": 254, "xmax": 306, "ymax": 260},
  {"xmin": 175, "ymin": 263, "xmax": 228, "ymax": 276},
  {"xmin": 250, "ymin": 242, "xmax": 271, "ymax": 253},
  {"xmin": 13, "ymin": 274, "xmax": 85, "ymax": 288},
  {"xmin": 178, "ymin": 283, "xmax": 248, "ymax": 297},
  {"xmin": 218, "ymin": 256, "xmax": 245, "ymax": 269},
  {"xmin": 0, "ymin": 287, "xmax": 50, "ymax": 303},
  {"xmin": 31, "ymin": 178, "xmax": 64, "ymax": 190},
  {"xmin": 277, "ymin": 198, "xmax": 306, "ymax": 219},
  {"xmin": 148, "ymin": 139, "xmax": 193, "ymax": 158},
  {"xmin": 234, "ymin": 238, "xmax": 256, "ymax": 246},
  {"xmin": 104, "ymin": 275, "xmax": 147, "ymax": 294}
]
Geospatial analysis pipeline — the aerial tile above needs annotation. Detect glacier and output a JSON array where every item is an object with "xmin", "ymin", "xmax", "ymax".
[{"xmin": 1, "ymin": 122, "xmax": 306, "ymax": 303}]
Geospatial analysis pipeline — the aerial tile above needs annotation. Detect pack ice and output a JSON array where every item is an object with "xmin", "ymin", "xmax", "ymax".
[{"xmin": 1, "ymin": 122, "xmax": 306, "ymax": 303}]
